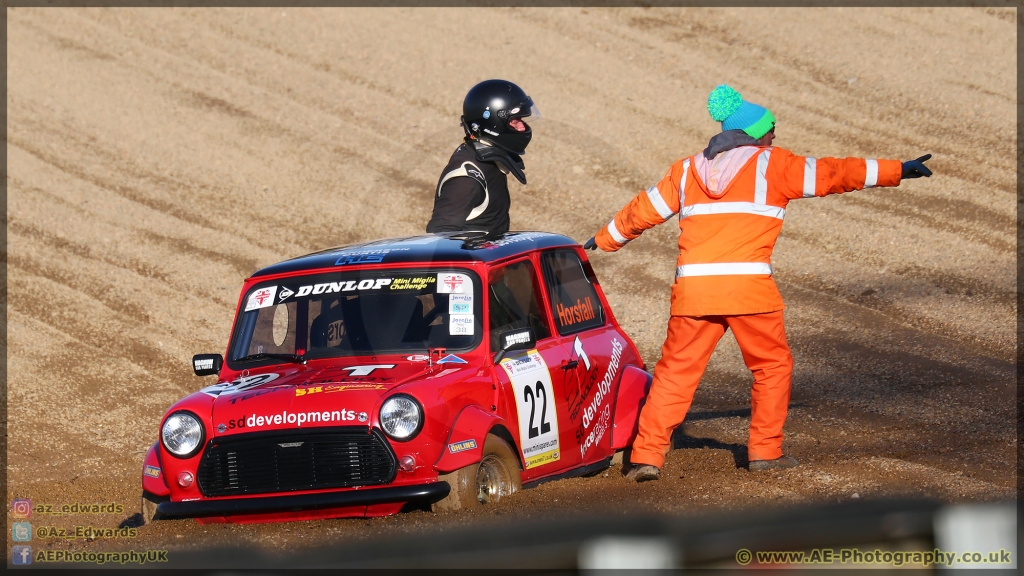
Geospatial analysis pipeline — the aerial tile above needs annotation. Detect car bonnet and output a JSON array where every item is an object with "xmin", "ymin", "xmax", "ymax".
[{"xmin": 204, "ymin": 360, "xmax": 457, "ymax": 436}]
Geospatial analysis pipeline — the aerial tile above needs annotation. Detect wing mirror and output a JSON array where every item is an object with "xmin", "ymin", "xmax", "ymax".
[
  {"xmin": 493, "ymin": 327, "xmax": 536, "ymax": 364},
  {"xmin": 192, "ymin": 354, "xmax": 223, "ymax": 376}
]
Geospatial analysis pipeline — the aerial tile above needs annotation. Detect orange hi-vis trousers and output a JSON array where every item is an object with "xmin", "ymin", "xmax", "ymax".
[{"xmin": 631, "ymin": 310, "xmax": 794, "ymax": 468}]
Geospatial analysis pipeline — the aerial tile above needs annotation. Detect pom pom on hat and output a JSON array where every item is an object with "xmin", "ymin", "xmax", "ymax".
[
  {"xmin": 707, "ymin": 84, "xmax": 776, "ymax": 139},
  {"xmin": 707, "ymin": 85, "xmax": 743, "ymax": 122}
]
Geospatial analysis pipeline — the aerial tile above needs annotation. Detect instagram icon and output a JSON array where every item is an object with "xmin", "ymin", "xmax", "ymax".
[{"xmin": 11, "ymin": 498, "xmax": 32, "ymax": 518}]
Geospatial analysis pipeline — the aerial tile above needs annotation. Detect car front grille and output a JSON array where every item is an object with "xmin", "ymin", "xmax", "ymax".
[{"xmin": 196, "ymin": 427, "xmax": 397, "ymax": 497}]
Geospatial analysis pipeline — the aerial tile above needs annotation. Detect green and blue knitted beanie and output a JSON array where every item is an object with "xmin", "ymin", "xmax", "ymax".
[{"xmin": 707, "ymin": 85, "xmax": 775, "ymax": 139}]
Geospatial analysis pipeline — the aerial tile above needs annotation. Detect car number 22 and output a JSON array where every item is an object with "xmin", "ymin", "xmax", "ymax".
[
  {"xmin": 522, "ymin": 381, "xmax": 551, "ymax": 438},
  {"xmin": 500, "ymin": 350, "xmax": 561, "ymax": 470}
]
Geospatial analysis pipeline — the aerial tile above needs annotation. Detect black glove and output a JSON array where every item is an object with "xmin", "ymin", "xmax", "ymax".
[
  {"xmin": 583, "ymin": 237, "xmax": 597, "ymax": 251},
  {"xmin": 901, "ymin": 154, "xmax": 933, "ymax": 179}
]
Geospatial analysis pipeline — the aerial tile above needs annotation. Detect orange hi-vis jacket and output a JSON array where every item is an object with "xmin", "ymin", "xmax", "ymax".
[{"xmin": 595, "ymin": 147, "xmax": 902, "ymax": 316}]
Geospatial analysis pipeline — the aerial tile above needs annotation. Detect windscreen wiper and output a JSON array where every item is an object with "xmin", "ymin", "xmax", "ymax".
[{"xmin": 234, "ymin": 353, "xmax": 306, "ymax": 365}]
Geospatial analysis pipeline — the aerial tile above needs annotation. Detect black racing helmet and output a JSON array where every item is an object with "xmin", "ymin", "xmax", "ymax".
[{"xmin": 460, "ymin": 79, "xmax": 539, "ymax": 156}]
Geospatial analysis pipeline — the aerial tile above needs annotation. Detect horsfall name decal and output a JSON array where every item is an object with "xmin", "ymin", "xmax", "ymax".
[{"xmin": 556, "ymin": 297, "xmax": 595, "ymax": 327}]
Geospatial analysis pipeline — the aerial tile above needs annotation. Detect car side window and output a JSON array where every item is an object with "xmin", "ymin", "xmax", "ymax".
[
  {"xmin": 488, "ymin": 260, "xmax": 551, "ymax": 350},
  {"xmin": 541, "ymin": 250, "xmax": 605, "ymax": 335}
]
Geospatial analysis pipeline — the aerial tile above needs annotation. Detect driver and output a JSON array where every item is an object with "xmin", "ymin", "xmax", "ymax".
[{"xmin": 426, "ymin": 79, "xmax": 539, "ymax": 235}]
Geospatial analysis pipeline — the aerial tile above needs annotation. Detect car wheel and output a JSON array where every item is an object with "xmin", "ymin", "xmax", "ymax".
[{"xmin": 432, "ymin": 434, "xmax": 521, "ymax": 512}]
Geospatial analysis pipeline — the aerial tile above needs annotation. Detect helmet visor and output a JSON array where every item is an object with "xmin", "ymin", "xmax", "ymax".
[{"xmin": 508, "ymin": 103, "xmax": 540, "ymax": 132}]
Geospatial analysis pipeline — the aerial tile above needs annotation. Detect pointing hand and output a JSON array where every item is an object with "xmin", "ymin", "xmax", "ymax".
[{"xmin": 901, "ymin": 154, "xmax": 933, "ymax": 179}]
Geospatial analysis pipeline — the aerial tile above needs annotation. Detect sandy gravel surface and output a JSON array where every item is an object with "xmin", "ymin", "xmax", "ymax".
[{"xmin": 6, "ymin": 7, "xmax": 1016, "ymax": 561}]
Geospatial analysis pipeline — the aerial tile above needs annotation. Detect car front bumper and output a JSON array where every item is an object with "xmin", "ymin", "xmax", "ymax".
[{"xmin": 155, "ymin": 482, "xmax": 450, "ymax": 520}]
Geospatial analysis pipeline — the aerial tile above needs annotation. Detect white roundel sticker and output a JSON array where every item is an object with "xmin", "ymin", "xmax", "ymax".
[
  {"xmin": 437, "ymin": 273, "xmax": 472, "ymax": 294},
  {"xmin": 245, "ymin": 286, "xmax": 278, "ymax": 311}
]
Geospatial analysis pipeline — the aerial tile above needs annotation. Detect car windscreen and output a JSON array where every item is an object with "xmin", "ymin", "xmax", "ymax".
[{"xmin": 227, "ymin": 269, "xmax": 481, "ymax": 368}]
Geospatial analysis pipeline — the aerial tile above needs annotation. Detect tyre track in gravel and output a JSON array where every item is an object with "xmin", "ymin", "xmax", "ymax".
[
  {"xmin": 183, "ymin": 11, "xmax": 454, "ymax": 119},
  {"xmin": 6, "ymin": 271, "xmax": 193, "ymax": 482},
  {"xmin": 844, "ymin": 194, "xmax": 1015, "ymax": 254},
  {"xmin": 10, "ymin": 9, "xmax": 414, "ymax": 252},
  {"xmin": 5, "ymin": 264, "xmax": 210, "ymax": 389},
  {"xmin": 8, "ymin": 128, "xmax": 227, "ymax": 234},
  {"xmin": 7, "ymin": 215, "xmax": 172, "ymax": 286},
  {"xmin": 5, "ymin": 171, "xmax": 254, "ymax": 309}
]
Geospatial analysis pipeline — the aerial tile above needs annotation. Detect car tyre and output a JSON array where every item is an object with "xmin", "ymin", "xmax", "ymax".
[{"xmin": 432, "ymin": 434, "xmax": 521, "ymax": 512}]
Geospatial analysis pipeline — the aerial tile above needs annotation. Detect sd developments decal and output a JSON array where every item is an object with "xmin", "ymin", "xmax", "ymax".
[{"xmin": 500, "ymin": 350, "xmax": 560, "ymax": 469}]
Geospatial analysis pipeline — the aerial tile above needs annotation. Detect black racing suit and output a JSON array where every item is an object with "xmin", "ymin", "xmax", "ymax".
[{"xmin": 426, "ymin": 143, "xmax": 512, "ymax": 235}]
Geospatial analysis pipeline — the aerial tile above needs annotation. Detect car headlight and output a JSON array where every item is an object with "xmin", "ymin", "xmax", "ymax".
[
  {"xmin": 161, "ymin": 411, "xmax": 205, "ymax": 458},
  {"xmin": 379, "ymin": 395, "xmax": 422, "ymax": 441}
]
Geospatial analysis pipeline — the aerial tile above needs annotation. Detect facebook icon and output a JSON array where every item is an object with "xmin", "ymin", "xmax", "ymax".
[{"xmin": 12, "ymin": 545, "xmax": 32, "ymax": 565}]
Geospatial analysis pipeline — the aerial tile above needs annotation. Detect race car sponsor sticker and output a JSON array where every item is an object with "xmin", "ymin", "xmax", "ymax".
[
  {"xmin": 437, "ymin": 273, "xmax": 471, "ymax": 294},
  {"xmin": 200, "ymin": 373, "xmax": 280, "ymax": 397},
  {"xmin": 341, "ymin": 364, "xmax": 394, "ymax": 376},
  {"xmin": 330, "ymin": 247, "xmax": 410, "ymax": 266},
  {"xmin": 295, "ymin": 383, "xmax": 386, "ymax": 396},
  {"xmin": 437, "ymin": 354, "xmax": 468, "ymax": 364},
  {"xmin": 335, "ymin": 254, "xmax": 385, "ymax": 266},
  {"xmin": 573, "ymin": 336, "xmax": 592, "ymax": 370},
  {"xmin": 143, "ymin": 465, "xmax": 161, "ymax": 479},
  {"xmin": 426, "ymin": 368, "xmax": 462, "ymax": 379},
  {"xmin": 295, "ymin": 278, "xmax": 392, "ymax": 297},
  {"xmin": 581, "ymin": 338, "xmax": 622, "ymax": 431},
  {"xmin": 579, "ymin": 404, "xmax": 612, "ymax": 459},
  {"xmin": 448, "ymin": 439, "xmax": 477, "ymax": 454},
  {"xmin": 405, "ymin": 354, "xmax": 430, "ymax": 362},
  {"xmin": 448, "ymin": 293, "xmax": 473, "ymax": 314},
  {"xmin": 245, "ymin": 286, "xmax": 278, "ymax": 311},
  {"xmin": 449, "ymin": 314, "xmax": 474, "ymax": 335},
  {"xmin": 390, "ymin": 276, "xmax": 435, "ymax": 291},
  {"xmin": 482, "ymin": 232, "xmax": 546, "ymax": 249},
  {"xmin": 220, "ymin": 408, "xmax": 363, "ymax": 430},
  {"xmin": 277, "ymin": 286, "xmax": 295, "ymax": 302},
  {"xmin": 223, "ymin": 388, "xmax": 273, "ymax": 405},
  {"xmin": 501, "ymin": 329, "xmax": 533, "ymax": 350},
  {"xmin": 555, "ymin": 297, "xmax": 597, "ymax": 330},
  {"xmin": 500, "ymin": 350, "xmax": 560, "ymax": 469}
]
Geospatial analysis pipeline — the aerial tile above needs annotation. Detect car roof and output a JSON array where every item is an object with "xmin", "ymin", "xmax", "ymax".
[{"xmin": 251, "ymin": 231, "xmax": 579, "ymax": 278}]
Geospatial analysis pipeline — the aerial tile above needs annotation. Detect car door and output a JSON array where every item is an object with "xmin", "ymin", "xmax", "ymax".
[
  {"xmin": 487, "ymin": 258, "xmax": 578, "ymax": 477},
  {"xmin": 540, "ymin": 249, "xmax": 622, "ymax": 466}
]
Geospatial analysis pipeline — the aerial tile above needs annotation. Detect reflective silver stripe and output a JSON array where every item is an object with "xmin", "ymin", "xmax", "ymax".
[
  {"xmin": 803, "ymin": 157, "xmax": 817, "ymax": 198},
  {"xmin": 678, "ymin": 158, "xmax": 691, "ymax": 207},
  {"xmin": 606, "ymin": 219, "xmax": 628, "ymax": 245},
  {"xmin": 679, "ymin": 202, "xmax": 785, "ymax": 220},
  {"xmin": 675, "ymin": 262, "xmax": 773, "ymax": 278},
  {"xmin": 864, "ymin": 159, "xmax": 878, "ymax": 188},
  {"xmin": 646, "ymin": 186, "xmax": 676, "ymax": 220},
  {"xmin": 754, "ymin": 149, "xmax": 771, "ymax": 204}
]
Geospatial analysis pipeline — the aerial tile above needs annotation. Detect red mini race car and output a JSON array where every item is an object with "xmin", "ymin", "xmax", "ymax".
[{"xmin": 140, "ymin": 232, "xmax": 651, "ymax": 524}]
